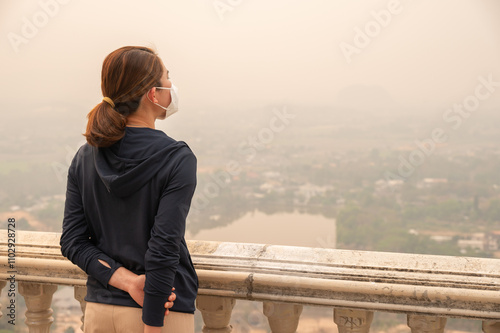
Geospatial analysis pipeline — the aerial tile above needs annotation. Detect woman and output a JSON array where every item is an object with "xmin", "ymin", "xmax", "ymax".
[{"xmin": 60, "ymin": 46, "xmax": 198, "ymax": 333}]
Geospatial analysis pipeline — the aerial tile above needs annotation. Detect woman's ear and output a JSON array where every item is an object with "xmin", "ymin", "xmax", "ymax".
[{"xmin": 147, "ymin": 87, "xmax": 158, "ymax": 103}]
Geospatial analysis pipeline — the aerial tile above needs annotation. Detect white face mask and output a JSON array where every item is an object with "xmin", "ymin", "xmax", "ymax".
[{"xmin": 147, "ymin": 83, "xmax": 179, "ymax": 118}]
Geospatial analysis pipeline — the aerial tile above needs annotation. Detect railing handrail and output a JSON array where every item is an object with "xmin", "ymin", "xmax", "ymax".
[{"xmin": 1, "ymin": 229, "xmax": 500, "ymax": 320}]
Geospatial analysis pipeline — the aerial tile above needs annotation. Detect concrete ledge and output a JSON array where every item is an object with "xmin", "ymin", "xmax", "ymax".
[{"xmin": 1, "ymin": 230, "xmax": 500, "ymax": 319}]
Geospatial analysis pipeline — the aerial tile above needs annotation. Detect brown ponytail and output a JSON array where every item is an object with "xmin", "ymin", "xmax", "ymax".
[
  {"xmin": 85, "ymin": 101, "xmax": 127, "ymax": 147},
  {"xmin": 84, "ymin": 46, "xmax": 164, "ymax": 147}
]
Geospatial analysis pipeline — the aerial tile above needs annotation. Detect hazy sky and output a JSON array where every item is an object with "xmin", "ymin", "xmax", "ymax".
[{"xmin": 1, "ymin": 0, "xmax": 499, "ymax": 122}]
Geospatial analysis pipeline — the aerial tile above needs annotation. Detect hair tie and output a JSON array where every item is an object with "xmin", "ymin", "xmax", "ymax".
[{"xmin": 102, "ymin": 97, "xmax": 115, "ymax": 108}]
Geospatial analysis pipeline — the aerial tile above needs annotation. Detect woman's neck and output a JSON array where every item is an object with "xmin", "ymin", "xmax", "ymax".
[{"xmin": 126, "ymin": 112, "xmax": 155, "ymax": 129}]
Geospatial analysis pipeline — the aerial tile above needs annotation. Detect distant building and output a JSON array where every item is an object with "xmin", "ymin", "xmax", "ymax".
[
  {"xmin": 374, "ymin": 179, "xmax": 404, "ymax": 192},
  {"xmin": 417, "ymin": 178, "xmax": 448, "ymax": 189},
  {"xmin": 430, "ymin": 235, "xmax": 453, "ymax": 242},
  {"xmin": 457, "ymin": 232, "xmax": 499, "ymax": 252},
  {"xmin": 294, "ymin": 183, "xmax": 333, "ymax": 205}
]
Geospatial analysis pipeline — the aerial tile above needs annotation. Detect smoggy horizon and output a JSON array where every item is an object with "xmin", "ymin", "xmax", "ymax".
[{"xmin": 1, "ymin": 0, "xmax": 499, "ymax": 122}]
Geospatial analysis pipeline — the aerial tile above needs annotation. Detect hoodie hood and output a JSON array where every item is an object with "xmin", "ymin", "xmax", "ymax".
[{"xmin": 93, "ymin": 138, "xmax": 188, "ymax": 198}]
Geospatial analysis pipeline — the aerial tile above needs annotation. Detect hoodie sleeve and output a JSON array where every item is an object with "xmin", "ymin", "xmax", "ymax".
[
  {"xmin": 142, "ymin": 150, "xmax": 197, "ymax": 327},
  {"xmin": 60, "ymin": 152, "xmax": 123, "ymax": 288}
]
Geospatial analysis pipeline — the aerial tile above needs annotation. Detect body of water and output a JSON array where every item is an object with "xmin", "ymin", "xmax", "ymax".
[{"xmin": 186, "ymin": 210, "xmax": 336, "ymax": 249}]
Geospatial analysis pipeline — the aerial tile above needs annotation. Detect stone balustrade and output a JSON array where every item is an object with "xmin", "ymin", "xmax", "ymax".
[{"xmin": 1, "ymin": 230, "xmax": 500, "ymax": 332}]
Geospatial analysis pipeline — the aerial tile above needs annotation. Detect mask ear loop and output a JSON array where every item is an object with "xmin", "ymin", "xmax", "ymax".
[
  {"xmin": 146, "ymin": 87, "xmax": 169, "ymax": 111},
  {"xmin": 146, "ymin": 87, "xmax": 171, "ymax": 103}
]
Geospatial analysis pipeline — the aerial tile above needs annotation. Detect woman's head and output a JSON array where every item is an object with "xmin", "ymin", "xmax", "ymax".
[{"xmin": 84, "ymin": 46, "xmax": 164, "ymax": 147}]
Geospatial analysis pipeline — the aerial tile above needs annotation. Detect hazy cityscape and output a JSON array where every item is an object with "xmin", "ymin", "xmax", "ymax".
[
  {"xmin": 3, "ymin": 104, "xmax": 500, "ymax": 257},
  {"xmin": 1, "ymin": 104, "xmax": 500, "ymax": 332}
]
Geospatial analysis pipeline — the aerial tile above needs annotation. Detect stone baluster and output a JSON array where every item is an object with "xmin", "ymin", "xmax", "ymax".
[
  {"xmin": 18, "ymin": 282, "xmax": 58, "ymax": 333},
  {"xmin": 0, "ymin": 280, "xmax": 6, "ymax": 319},
  {"xmin": 263, "ymin": 301, "xmax": 303, "ymax": 333},
  {"xmin": 483, "ymin": 321, "xmax": 500, "ymax": 333},
  {"xmin": 74, "ymin": 286, "xmax": 87, "ymax": 332},
  {"xmin": 333, "ymin": 308, "xmax": 373, "ymax": 333},
  {"xmin": 196, "ymin": 295, "xmax": 236, "ymax": 332},
  {"xmin": 407, "ymin": 315, "xmax": 447, "ymax": 333}
]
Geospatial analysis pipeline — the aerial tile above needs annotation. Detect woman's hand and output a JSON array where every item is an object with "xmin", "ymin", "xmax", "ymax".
[
  {"xmin": 165, "ymin": 288, "xmax": 176, "ymax": 315},
  {"xmin": 127, "ymin": 274, "xmax": 176, "ymax": 315},
  {"xmin": 127, "ymin": 274, "xmax": 146, "ymax": 307},
  {"xmin": 108, "ymin": 267, "xmax": 176, "ymax": 315}
]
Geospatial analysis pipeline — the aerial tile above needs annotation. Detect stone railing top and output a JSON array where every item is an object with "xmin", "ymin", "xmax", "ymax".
[{"xmin": 1, "ymin": 230, "xmax": 500, "ymax": 320}]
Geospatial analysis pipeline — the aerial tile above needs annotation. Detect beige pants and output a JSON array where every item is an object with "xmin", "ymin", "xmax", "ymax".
[{"xmin": 84, "ymin": 301, "xmax": 194, "ymax": 333}]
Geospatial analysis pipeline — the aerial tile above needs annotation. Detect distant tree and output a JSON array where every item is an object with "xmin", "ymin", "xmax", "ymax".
[{"xmin": 485, "ymin": 199, "xmax": 500, "ymax": 223}]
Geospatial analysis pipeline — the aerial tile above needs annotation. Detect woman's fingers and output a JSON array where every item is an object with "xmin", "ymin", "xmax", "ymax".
[
  {"xmin": 164, "ymin": 287, "xmax": 176, "ymax": 313},
  {"xmin": 164, "ymin": 291, "xmax": 176, "ymax": 309}
]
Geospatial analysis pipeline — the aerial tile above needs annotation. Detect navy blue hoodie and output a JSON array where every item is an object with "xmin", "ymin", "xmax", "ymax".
[{"xmin": 60, "ymin": 126, "xmax": 198, "ymax": 327}]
